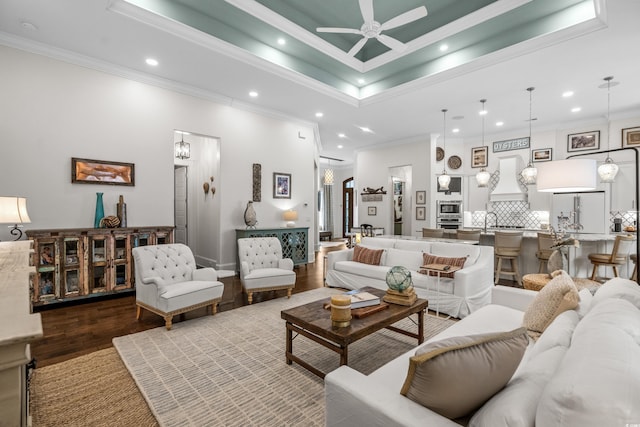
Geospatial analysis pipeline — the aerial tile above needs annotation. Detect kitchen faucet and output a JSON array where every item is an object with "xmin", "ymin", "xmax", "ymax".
[{"xmin": 484, "ymin": 212, "xmax": 498, "ymax": 233}]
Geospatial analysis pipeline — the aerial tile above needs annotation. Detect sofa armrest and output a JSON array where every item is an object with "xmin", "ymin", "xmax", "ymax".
[
  {"xmin": 240, "ymin": 261, "xmax": 250, "ymax": 279},
  {"xmin": 491, "ymin": 285, "xmax": 537, "ymax": 311},
  {"xmin": 278, "ymin": 258, "xmax": 294, "ymax": 270},
  {"xmin": 326, "ymin": 249, "xmax": 354, "ymax": 272},
  {"xmin": 141, "ymin": 276, "xmax": 166, "ymax": 287},
  {"xmin": 325, "ymin": 366, "xmax": 460, "ymax": 427},
  {"xmin": 192, "ymin": 267, "xmax": 217, "ymax": 281}
]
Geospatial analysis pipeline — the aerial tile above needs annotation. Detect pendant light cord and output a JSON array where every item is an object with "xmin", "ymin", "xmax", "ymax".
[
  {"xmin": 442, "ymin": 109, "xmax": 447, "ymax": 174},
  {"xmin": 527, "ymin": 87, "xmax": 534, "ymax": 164}
]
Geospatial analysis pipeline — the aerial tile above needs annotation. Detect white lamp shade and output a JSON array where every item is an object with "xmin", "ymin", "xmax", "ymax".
[
  {"xmin": 537, "ymin": 159, "xmax": 597, "ymax": 192},
  {"xmin": 438, "ymin": 173, "xmax": 451, "ymax": 190},
  {"xmin": 0, "ymin": 197, "xmax": 31, "ymax": 224},
  {"xmin": 283, "ymin": 209, "xmax": 298, "ymax": 227},
  {"xmin": 597, "ymin": 158, "xmax": 619, "ymax": 183},
  {"xmin": 476, "ymin": 169, "xmax": 491, "ymax": 187},
  {"xmin": 324, "ymin": 169, "xmax": 334, "ymax": 185}
]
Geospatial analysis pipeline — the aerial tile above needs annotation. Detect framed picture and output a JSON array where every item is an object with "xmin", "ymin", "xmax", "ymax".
[
  {"xmin": 471, "ymin": 146, "xmax": 488, "ymax": 168},
  {"xmin": 416, "ymin": 206, "xmax": 426, "ymax": 221},
  {"xmin": 415, "ymin": 190, "xmax": 426, "ymax": 205},
  {"xmin": 273, "ymin": 172, "xmax": 291, "ymax": 199},
  {"xmin": 71, "ymin": 158, "xmax": 135, "ymax": 186},
  {"xmin": 367, "ymin": 206, "xmax": 376, "ymax": 216},
  {"xmin": 622, "ymin": 126, "xmax": 640, "ymax": 147},
  {"xmin": 567, "ymin": 131, "xmax": 600, "ymax": 152},
  {"xmin": 532, "ymin": 148, "xmax": 553, "ymax": 162}
]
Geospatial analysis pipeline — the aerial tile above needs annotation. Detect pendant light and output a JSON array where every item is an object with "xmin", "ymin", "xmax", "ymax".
[
  {"xmin": 476, "ymin": 99, "xmax": 491, "ymax": 187},
  {"xmin": 174, "ymin": 133, "xmax": 191, "ymax": 159},
  {"xmin": 597, "ymin": 76, "xmax": 619, "ymax": 183},
  {"xmin": 437, "ymin": 109, "xmax": 451, "ymax": 190},
  {"xmin": 324, "ymin": 159, "xmax": 334, "ymax": 185},
  {"xmin": 521, "ymin": 87, "xmax": 537, "ymax": 185}
]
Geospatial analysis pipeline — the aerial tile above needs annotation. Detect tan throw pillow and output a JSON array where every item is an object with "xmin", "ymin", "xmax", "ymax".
[
  {"xmin": 352, "ymin": 245, "xmax": 384, "ymax": 265},
  {"xmin": 420, "ymin": 253, "xmax": 466, "ymax": 278},
  {"xmin": 522, "ymin": 270, "xmax": 580, "ymax": 339},
  {"xmin": 400, "ymin": 328, "xmax": 529, "ymax": 419}
]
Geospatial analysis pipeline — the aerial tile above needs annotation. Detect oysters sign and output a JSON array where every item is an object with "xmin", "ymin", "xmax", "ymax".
[{"xmin": 493, "ymin": 137, "xmax": 530, "ymax": 153}]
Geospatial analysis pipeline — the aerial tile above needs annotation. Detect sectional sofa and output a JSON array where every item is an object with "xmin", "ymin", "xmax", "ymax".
[
  {"xmin": 325, "ymin": 277, "xmax": 640, "ymax": 426},
  {"xmin": 325, "ymin": 236, "xmax": 494, "ymax": 318}
]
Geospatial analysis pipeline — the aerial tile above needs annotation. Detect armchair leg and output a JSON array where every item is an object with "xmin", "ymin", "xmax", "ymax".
[
  {"xmin": 212, "ymin": 302, "xmax": 218, "ymax": 315},
  {"xmin": 247, "ymin": 292, "xmax": 254, "ymax": 305},
  {"xmin": 287, "ymin": 288, "xmax": 292, "ymax": 299},
  {"xmin": 136, "ymin": 305, "xmax": 142, "ymax": 320},
  {"xmin": 164, "ymin": 315, "xmax": 173, "ymax": 330}
]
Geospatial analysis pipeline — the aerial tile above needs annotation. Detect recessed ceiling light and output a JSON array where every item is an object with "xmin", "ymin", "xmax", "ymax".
[
  {"xmin": 452, "ymin": 128, "xmax": 460, "ymax": 133},
  {"xmin": 496, "ymin": 121, "xmax": 504, "ymax": 127},
  {"xmin": 571, "ymin": 107, "xmax": 581, "ymax": 113},
  {"xmin": 359, "ymin": 127, "xmax": 373, "ymax": 133},
  {"xmin": 357, "ymin": 78, "xmax": 365, "ymax": 84},
  {"xmin": 479, "ymin": 109, "xmax": 488, "ymax": 116},
  {"xmin": 315, "ymin": 112, "xmax": 324, "ymax": 118},
  {"xmin": 562, "ymin": 91, "xmax": 574, "ymax": 98},
  {"xmin": 277, "ymin": 38, "xmax": 286, "ymax": 45},
  {"xmin": 249, "ymin": 91, "xmax": 258, "ymax": 97},
  {"xmin": 338, "ymin": 133, "xmax": 346, "ymax": 138},
  {"xmin": 145, "ymin": 58, "xmax": 159, "ymax": 66},
  {"xmin": 439, "ymin": 44, "xmax": 448, "ymax": 52},
  {"xmin": 338, "ymin": 145, "xmax": 343, "ymax": 149}
]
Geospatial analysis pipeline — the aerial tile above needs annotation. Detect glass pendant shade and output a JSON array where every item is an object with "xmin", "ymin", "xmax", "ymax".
[
  {"xmin": 324, "ymin": 168, "xmax": 334, "ymax": 185},
  {"xmin": 174, "ymin": 137, "xmax": 190, "ymax": 159},
  {"xmin": 598, "ymin": 157, "xmax": 619, "ymax": 183},
  {"xmin": 476, "ymin": 169, "xmax": 491, "ymax": 187},
  {"xmin": 438, "ymin": 172, "xmax": 451, "ymax": 190},
  {"xmin": 521, "ymin": 162, "xmax": 537, "ymax": 184}
]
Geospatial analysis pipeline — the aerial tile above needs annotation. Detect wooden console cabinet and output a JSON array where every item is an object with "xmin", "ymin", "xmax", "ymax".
[
  {"xmin": 27, "ymin": 226, "xmax": 173, "ymax": 307},
  {"xmin": 236, "ymin": 227, "xmax": 309, "ymax": 268}
]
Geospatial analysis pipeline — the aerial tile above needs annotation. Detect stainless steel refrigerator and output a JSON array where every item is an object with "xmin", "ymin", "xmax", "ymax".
[{"xmin": 551, "ymin": 191, "xmax": 607, "ymax": 234}]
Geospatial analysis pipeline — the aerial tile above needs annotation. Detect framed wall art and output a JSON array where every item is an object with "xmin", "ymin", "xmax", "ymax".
[
  {"xmin": 415, "ymin": 190, "xmax": 426, "ymax": 205},
  {"xmin": 532, "ymin": 148, "xmax": 552, "ymax": 162},
  {"xmin": 567, "ymin": 131, "xmax": 600, "ymax": 152},
  {"xmin": 416, "ymin": 206, "xmax": 426, "ymax": 221},
  {"xmin": 368, "ymin": 206, "xmax": 377, "ymax": 216},
  {"xmin": 71, "ymin": 158, "xmax": 135, "ymax": 186},
  {"xmin": 471, "ymin": 146, "xmax": 488, "ymax": 168},
  {"xmin": 622, "ymin": 126, "xmax": 640, "ymax": 147},
  {"xmin": 273, "ymin": 172, "xmax": 291, "ymax": 199}
]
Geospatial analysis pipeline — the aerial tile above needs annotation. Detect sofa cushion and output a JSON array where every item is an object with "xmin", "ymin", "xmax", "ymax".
[
  {"xmin": 430, "ymin": 242, "xmax": 481, "ymax": 266},
  {"xmin": 333, "ymin": 261, "xmax": 390, "ymax": 281},
  {"xmin": 522, "ymin": 270, "xmax": 579, "ymax": 339},
  {"xmin": 575, "ymin": 287, "xmax": 593, "ymax": 318},
  {"xmin": 384, "ymin": 247, "xmax": 424, "ymax": 271},
  {"xmin": 420, "ymin": 253, "xmax": 467, "ymax": 278},
  {"xmin": 360, "ymin": 236, "xmax": 396, "ymax": 248},
  {"xmin": 400, "ymin": 327, "xmax": 528, "ymax": 419},
  {"xmin": 352, "ymin": 245, "xmax": 384, "ymax": 265},
  {"xmin": 393, "ymin": 239, "xmax": 432, "ymax": 252},
  {"xmin": 591, "ymin": 277, "xmax": 640, "ymax": 310},
  {"xmin": 527, "ymin": 309, "xmax": 579, "ymax": 360}
]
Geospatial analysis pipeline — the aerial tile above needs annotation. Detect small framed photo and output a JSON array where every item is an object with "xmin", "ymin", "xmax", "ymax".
[
  {"xmin": 532, "ymin": 148, "xmax": 552, "ymax": 162},
  {"xmin": 71, "ymin": 158, "xmax": 135, "ymax": 186},
  {"xmin": 622, "ymin": 126, "xmax": 640, "ymax": 147},
  {"xmin": 416, "ymin": 206, "xmax": 426, "ymax": 221},
  {"xmin": 415, "ymin": 190, "xmax": 426, "ymax": 205},
  {"xmin": 471, "ymin": 146, "xmax": 488, "ymax": 168},
  {"xmin": 367, "ymin": 206, "xmax": 376, "ymax": 216},
  {"xmin": 273, "ymin": 172, "xmax": 291, "ymax": 199},
  {"xmin": 567, "ymin": 131, "xmax": 600, "ymax": 152}
]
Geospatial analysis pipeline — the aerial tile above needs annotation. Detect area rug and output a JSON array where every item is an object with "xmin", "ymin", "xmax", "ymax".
[
  {"xmin": 30, "ymin": 347, "xmax": 158, "ymax": 427},
  {"xmin": 113, "ymin": 288, "xmax": 456, "ymax": 426}
]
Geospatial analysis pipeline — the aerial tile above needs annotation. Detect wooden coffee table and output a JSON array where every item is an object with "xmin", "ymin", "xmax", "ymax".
[{"xmin": 280, "ymin": 287, "xmax": 428, "ymax": 378}]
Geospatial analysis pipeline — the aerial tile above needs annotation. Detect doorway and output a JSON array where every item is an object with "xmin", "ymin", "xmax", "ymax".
[
  {"xmin": 342, "ymin": 177, "xmax": 354, "ymax": 237},
  {"xmin": 174, "ymin": 165, "xmax": 188, "ymax": 245}
]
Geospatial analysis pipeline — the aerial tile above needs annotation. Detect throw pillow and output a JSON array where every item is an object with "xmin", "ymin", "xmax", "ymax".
[
  {"xmin": 420, "ymin": 253, "xmax": 467, "ymax": 278},
  {"xmin": 522, "ymin": 270, "xmax": 579, "ymax": 340},
  {"xmin": 352, "ymin": 245, "xmax": 384, "ymax": 266},
  {"xmin": 400, "ymin": 328, "xmax": 528, "ymax": 420}
]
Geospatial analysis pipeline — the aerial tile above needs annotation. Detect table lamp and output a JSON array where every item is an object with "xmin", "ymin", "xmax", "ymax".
[
  {"xmin": 283, "ymin": 209, "xmax": 298, "ymax": 227},
  {"xmin": 0, "ymin": 196, "xmax": 31, "ymax": 240}
]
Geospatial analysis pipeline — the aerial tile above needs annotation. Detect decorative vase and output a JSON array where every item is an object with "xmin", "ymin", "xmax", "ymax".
[
  {"xmin": 94, "ymin": 192, "xmax": 104, "ymax": 228},
  {"xmin": 244, "ymin": 201, "xmax": 257, "ymax": 228},
  {"xmin": 116, "ymin": 195, "xmax": 127, "ymax": 228}
]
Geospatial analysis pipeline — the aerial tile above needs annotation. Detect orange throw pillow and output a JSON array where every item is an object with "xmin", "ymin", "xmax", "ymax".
[
  {"xmin": 421, "ymin": 253, "xmax": 467, "ymax": 278},
  {"xmin": 352, "ymin": 245, "xmax": 384, "ymax": 266}
]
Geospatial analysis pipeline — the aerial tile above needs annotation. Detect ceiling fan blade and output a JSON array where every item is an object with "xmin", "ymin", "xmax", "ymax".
[
  {"xmin": 380, "ymin": 6, "xmax": 428, "ymax": 31},
  {"xmin": 376, "ymin": 34, "xmax": 406, "ymax": 51},
  {"xmin": 348, "ymin": 37, "xmax": 368, "ymax": 56},
  {"xmin": 359, "ymin": 0, "xmax": 374, "ymax": 24},
  {"xmin": 317, "ymin": 27, "xmax": 362, "ymax": 35}
]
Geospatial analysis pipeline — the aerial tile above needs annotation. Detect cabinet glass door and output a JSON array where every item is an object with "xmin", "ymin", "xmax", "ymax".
[
  {"xmin": 61, "ymin": 237, "xmax": 82, "ymax": 298},
  {"xmin": 89, "ymin": 236, "xmax": 108, "ymax": 293},
  {"xmin": 35, "ymin": 239, "xmax": 58, "ymax": 303},
  {"xmin": 112, "ymin": 234, "xmax": 131, "ymax": 290}
]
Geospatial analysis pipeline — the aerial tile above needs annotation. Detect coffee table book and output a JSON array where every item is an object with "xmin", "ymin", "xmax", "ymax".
[{"xmin": 343, "ymin": 289, "xmax": 381, "ymax": 308}]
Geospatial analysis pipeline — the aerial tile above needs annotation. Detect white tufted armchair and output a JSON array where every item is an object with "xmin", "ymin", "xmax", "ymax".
[
  {"xmin": 132, "ymin": 243, "xmax": 224, "ymax": 330},
  {"xmin": 237, "ymin": 237, "xmax": 296, "ymax": 304}
]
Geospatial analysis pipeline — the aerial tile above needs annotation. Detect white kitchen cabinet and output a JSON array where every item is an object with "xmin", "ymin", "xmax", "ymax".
[
  {"xmin": 463, "ymin": 176, "xmax": 489, "ymax": 211},
  {"xmin": 610, "ymin": 162, "xmax": 636, "ymax": 211}
]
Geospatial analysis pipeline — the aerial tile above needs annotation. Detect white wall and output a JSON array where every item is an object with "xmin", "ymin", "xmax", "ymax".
[{"xmin": 0, "ymin": 45, "xmax": 317, "ymax": 269}]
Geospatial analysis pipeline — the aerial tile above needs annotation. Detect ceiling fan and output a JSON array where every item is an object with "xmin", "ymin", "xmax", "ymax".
[{"xmin": 316, "ymin": 0, "xmax": 428, "ymax": 56}]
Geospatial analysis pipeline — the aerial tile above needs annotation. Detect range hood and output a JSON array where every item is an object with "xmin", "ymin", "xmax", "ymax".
[{"xmin": 490, "ymin": 157, "xmax": 527, "ymax": 201}]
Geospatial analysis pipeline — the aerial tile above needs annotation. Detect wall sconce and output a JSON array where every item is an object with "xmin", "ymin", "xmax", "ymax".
[
  {"xmin": 175, "ymin": 133, "xmax": 191, "ymax": 159},
  {"xmin": 283, "ymin": 209, "xmax": 298, "ymax": 227},
  {"xmin": 0, "ymin": 196, "xmax": 32, "ymax": 240}
]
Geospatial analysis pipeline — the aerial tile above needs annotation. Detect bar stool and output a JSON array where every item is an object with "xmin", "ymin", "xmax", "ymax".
[
  {"xmin": 631, "ymin": 254, "xmax": 638, "ymax": 282},
  {"xmin": 587, "ymin": 234, "xmax": 635, "ymax": 281},
  {"xmin": 536, "ymin": 232, "xmax": 556, "ymax": 273},
  {"xmin": 422, "ymin": 228, "xmax": 444, "ymax": 238},
  {"xmin": 494, "ymin": 231, "xmax": 524, "ymax": 286},
  {"xmin": 456, "ymin": 229, "xmax": 481, "ymax": 242}
]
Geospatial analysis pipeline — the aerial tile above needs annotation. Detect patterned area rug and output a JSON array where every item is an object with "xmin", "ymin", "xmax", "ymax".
[{"xmin": 113, "ymin": 288, "xmax": 456, "ymax": 426}]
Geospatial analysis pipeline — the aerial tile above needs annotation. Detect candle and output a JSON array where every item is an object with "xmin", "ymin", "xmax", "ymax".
[{"xmin": 330, "ymin": 295, "xmax": 351, "ymax": 327}]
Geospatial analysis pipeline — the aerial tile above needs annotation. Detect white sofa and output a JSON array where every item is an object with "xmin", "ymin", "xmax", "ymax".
[
  {"xmin": 325, "ymin": 278, "xmax": 640, "ymax": 427},
  {"xmin": 325, "ymin": 237, "xmax": 494, "ymax": 318}
]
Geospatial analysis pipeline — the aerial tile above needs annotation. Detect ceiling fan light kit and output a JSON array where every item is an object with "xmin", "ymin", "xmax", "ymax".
[{"xmin": 317, "ymin": 0, "xmax": 428, "ymax": 56}]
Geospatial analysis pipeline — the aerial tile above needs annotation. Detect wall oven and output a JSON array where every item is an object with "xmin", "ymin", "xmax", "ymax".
[
  {"xmin": 436, "ymin": 200, "xmax": 463, "ymax": 217},
  {"xmin": 437, "ymin": 218, "xmax": 463, "ymax": 230}
]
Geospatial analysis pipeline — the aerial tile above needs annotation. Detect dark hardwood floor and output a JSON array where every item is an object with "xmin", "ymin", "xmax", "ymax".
[{"xmin": 32, "ymin": 245, "xmax": 342, "ymax": 368}]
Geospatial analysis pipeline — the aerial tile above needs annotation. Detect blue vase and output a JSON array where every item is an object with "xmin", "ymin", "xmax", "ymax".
[{"xmin": 94, "ymin": 192, "xmax": 104, "ymax": 228}]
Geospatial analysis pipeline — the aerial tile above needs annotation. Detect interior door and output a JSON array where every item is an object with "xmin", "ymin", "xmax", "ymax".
[
  {"xmin": 174, "ymin": 166, "xmax": 188, "ymax": 245},
  {"xmin": 343, "ymin": 178, "xmax": 354, "ymax": 238}
]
